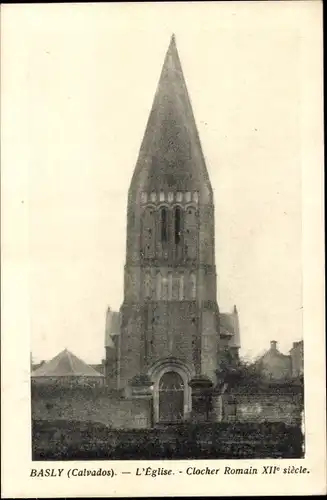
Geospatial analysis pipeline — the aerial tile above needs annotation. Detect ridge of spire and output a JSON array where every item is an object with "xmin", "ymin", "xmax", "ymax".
[{"xmin": 130, "ymin": 35, "xmax": 212, "ymax": 195}]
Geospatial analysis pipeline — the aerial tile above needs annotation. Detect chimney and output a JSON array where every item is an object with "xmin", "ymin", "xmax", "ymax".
[{"xmin": 270, "ymin": 340, "xmax": 277, "ymax": 351}]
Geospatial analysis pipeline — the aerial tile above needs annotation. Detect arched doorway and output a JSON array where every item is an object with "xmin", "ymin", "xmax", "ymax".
[
  {"xmin": 159, "ymin": 371, "xmax": 184, "ymax": 423},
  {"xmin": 149, "ymin": 359, "xmax": 193, "ymax": 424}
]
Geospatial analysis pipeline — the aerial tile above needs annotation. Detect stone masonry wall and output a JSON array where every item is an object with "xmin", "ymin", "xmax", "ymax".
[
  {"xmin": 31, "ymin": 390, "xmax": 152, "ymax": 429},
  {"xmin": 213, "ymin": 392, "xmax": 303, "ymax": 425},
  {"xmin": 31, "ymin": 387, "xmax": 303, "ymax": 429}
]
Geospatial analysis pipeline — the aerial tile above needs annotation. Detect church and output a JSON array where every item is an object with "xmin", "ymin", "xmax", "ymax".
[
  {"xmin": 104, "ymin": 35, "xmax": 240, "ymax": 424},
  {"xmin": 30, "ymin": 36, "xmax": 304, "ymax": 434}
]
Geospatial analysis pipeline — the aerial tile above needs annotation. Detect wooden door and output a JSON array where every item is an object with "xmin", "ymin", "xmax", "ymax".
[{"xmin": 159, "ymin": 371, "xmax": 184, "ymax": 423}]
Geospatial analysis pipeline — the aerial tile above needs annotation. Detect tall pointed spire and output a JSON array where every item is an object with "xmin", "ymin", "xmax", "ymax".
[
  {"xmin": 131, "ymin": 35, "xmax": 212, "ymax": 194},
  {"xmin": 120, "ymin": 36, "xmax": 219, "ymax": 392}
]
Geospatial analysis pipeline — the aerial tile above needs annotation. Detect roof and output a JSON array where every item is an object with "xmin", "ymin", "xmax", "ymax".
[
  {"xmin": 219, "ymin": 308, "xmax": 240, "ymax": 348},
  {"xmin": 220, "ymin": 313, "xmax": 235, "ymax": 334},
  {"xmin": 290, "ymin": 340, "xmax": 304, "ymax": 352},
  {"xmin": 105, "ymin": 308, "xmax": 120, "ymax": 347},
  {"xmin": 259, "ymin": 350, "xmax": 290, "ymax": 361},
  {"xmin": 255, "ymin": 342, "xmax": 291, "ymax": 364},
  {"xmin": 31, "ymin": 361, "xmax": 46, "ymax": 372},
  {"xmin": 130, "ymin": 35, "xmax": 212, "ymax": 194},
  {"xmin": 89, "ymin": 363, "xmax": 105, "ymax": 375},
  {"xmin": 31, "ymin": 349, "xmax": 104, "ymax": 378}
]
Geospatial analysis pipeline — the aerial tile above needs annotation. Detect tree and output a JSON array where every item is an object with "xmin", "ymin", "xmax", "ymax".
[
  {"xmin": 216, "ymin": 351, "xmax": 268, "ymax": 390},
  {"xmin": 216, "ymin": 351, "xmax": 304, "ymax": 394}
]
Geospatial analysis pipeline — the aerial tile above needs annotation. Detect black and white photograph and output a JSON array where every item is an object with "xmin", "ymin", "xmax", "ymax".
[{"xmin": 1, "ymin": 2, "xmax": 325, "ymax": 497}]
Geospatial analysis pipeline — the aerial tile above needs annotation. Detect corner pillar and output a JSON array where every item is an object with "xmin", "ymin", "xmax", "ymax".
[{"xmin": 189, "ymin": 376, "xmax": 213, "ymax": 423}]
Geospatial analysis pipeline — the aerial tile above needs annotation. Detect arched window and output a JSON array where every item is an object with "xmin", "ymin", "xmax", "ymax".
[
  {"xmin": 162, "ymin": 275, "xmax": 169, "ymax": 300},
  {"xmin": 184, "ymin": 206, "xmax": 197, "ymax": 260},
  {"xmin": 174, "ymin": 206, "xmax": 182, "ymax": 244},
  {"xmin": 156, "ymin": 272, "xmax": 162, "ymax": 300},
  {"xmin": 141, "ymin": 192, "xmax": 148, "ymax": 204},
  {"xmin": 168, "ymin": 273, "xmax": 173, "ymax": 300},
  {"xmin": 190, "ymin": 272, "xmax": 196, "ymax": 299},
  {"xmin": 179, "ymin": 274, "xmax": 184, "ymax": 300},
  {"xmin": 142, "ymin": 207, "xmax": 156, "ymax": 259},
  {"xmin": 160, "ymin": 208, "xmax": 168, "ymax": 243},
  {"xmin": 144, "ymin": 272, "xmax": 152, "ymax": 299},
  {"xmin": 172, "ymin": 274, "xmax": 180, "ymax": 300}
]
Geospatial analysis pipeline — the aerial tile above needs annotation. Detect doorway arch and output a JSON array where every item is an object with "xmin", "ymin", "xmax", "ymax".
[{"xmin": 149, "ymin": 359, "xmax": 193, "ymax": 424}]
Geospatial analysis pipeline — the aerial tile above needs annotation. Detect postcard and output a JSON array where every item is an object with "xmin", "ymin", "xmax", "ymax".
[{"xmin": 1, "ymin": 1, "xmax": 325, "ymax": 497}]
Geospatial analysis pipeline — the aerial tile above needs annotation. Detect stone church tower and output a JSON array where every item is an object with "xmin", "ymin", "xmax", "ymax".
[{"xmin": 109, "ymin": 36, "xmax": 239, "ymax": 423}]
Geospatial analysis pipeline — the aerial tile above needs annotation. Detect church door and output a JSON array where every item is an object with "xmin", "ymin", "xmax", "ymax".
[{"xmin": 159, "ymin": 371, "xmax": 184, "ymax": 423}]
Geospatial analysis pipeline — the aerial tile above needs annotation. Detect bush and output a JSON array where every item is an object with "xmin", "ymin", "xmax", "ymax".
[{"xmin": 32, "ymin": 419, "xmax": 303, "ymax": 461}]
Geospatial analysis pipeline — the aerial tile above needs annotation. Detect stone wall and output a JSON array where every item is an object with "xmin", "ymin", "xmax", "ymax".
[
  {"xmin": 31, "ymin": 387, "xmax": 152, "ymax": 429},
  {"xmin": 31, "ymin": 385, "xmax": 303, "ymax": 429},
  {"xmin": 214, "ymin": 392, "xmax": 303, "ymax": 425}
]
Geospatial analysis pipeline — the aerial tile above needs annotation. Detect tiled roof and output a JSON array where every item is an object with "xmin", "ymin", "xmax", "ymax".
[{"xmin": 31, "ymin": 349, "xmax": 104, "ymax": 378}]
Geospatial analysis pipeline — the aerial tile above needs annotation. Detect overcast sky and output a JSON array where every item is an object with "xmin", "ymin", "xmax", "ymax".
[{"xmin": 3, "ymin": 3, "xmax": 315, "ymax": 364}]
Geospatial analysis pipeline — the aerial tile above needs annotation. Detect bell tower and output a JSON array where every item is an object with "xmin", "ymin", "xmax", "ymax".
[{"xmin": 118, "ymin": 35, "xmax": 220, "ymax": 420}]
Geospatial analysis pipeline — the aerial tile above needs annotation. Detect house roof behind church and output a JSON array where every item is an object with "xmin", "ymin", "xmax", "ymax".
[
  {"xmin": 105, "ymin": 310, "xmax": 120, "ymax": 347},
  {"xmin": 255, "ymin": 341, "xmax": 291, "ymax": 363},
  {"xmin": 31, "ymin": 349, "xmax": 104, "ymax": 378}
]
